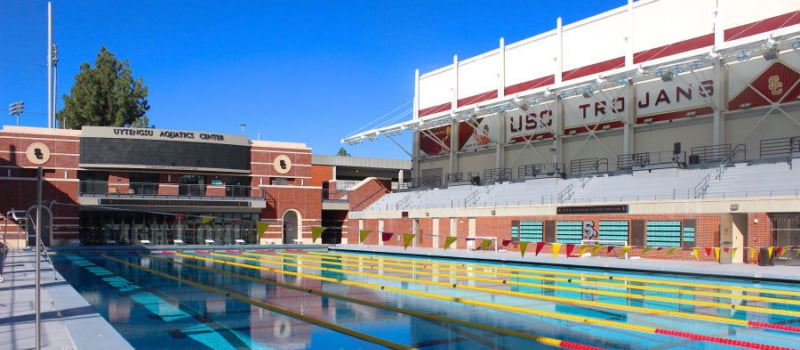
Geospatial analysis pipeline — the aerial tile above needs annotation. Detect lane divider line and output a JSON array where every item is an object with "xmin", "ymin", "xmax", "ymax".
[
  {"xmin": 146, "ymin": 251, "xmax": 607, "ymax": 350},
  {"xmin": 100, "ymin": 254, "xmax": 416, "ymax": 350},
  {"xmin": 186, "ymin": 250, "xmax": 797, "ymax": 350}
]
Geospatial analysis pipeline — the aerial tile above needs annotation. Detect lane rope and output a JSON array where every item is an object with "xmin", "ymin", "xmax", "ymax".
[
  {"xmin": 183, "ymin": 250, "xmax": 798, "ymax": 350},
  {"xmin": 99, "ymin": 254, "xmax": 417, "ymax": 350}
]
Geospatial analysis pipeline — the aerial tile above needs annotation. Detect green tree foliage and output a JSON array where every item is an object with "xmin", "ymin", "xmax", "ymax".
[
  {"xmin": 337, "ymin": 147, "xmax": 351, "ymax": 156},
  {"xmin": 57, "ymin": 47, "xmax": 150, "ymax": 129}
]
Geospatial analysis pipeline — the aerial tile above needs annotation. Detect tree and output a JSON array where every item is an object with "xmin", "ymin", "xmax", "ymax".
[
  {"xmin": 337, "ymin": 147, "xmax": 351, "ymax": 156},
  {"xmin": 57, "ymin": 46, "xmax": 150, "ymax": 129}
]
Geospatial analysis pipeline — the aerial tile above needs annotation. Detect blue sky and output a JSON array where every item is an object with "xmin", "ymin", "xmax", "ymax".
[{"xmin": 1, "ymin": 0, "xmax": 626, "ymax": 159}]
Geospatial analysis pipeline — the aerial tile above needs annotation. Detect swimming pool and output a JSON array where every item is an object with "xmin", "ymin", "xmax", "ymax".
[{"xmin": 52, "ymin": 249, "xmax": 800, "ymax": 350}]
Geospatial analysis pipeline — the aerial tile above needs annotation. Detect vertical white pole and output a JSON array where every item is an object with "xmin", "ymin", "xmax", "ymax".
[
  {"xmin": 47, "ymin": 2, "xmax": 53, "ymax": 129},
  {"xmin": 555, "ymin": 17, "xmax": 563, "ymax": 85},
  {"xmin": 35, "ymin": 167, "xmax": 43, "ymax": 350}
]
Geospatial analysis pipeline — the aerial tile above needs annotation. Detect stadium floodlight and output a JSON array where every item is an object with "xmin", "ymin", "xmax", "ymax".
[
  {"xmin": 9, "ymin": 101, "xmax": 24, "ymax": 126},
  {"xmin": 763, "ymin": 47, "xmax": 779, "ymax": 61},
  {"xmin": 793, "ymin": 40, "xmax": 800, "ymax": 50}
]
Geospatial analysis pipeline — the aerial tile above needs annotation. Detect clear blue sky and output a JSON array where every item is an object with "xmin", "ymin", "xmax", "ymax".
[{"xmin": 1, "ymin": 0, "xmax": 626, "ymax": 159}]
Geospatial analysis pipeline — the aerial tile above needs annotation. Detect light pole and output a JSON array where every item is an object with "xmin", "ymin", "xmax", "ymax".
[
  {"xmin": 240, "ymin": 123, "xmax": 247, "ymax": 135},
  {"xmin": 9, "ymin": 101, "xmax": 24, "ymax": 126}
]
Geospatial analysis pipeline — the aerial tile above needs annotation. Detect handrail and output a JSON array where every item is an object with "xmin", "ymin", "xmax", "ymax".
[
  {"xmin": 693, "ymin": 174, "xmax": 710, "ymax": 199},
  {"xmin": 558, "ymin": 183, "xmax": 574, "ymax": 203},
  {"xmin": 465, "ymin": 190, "xmax": 480, "ymax": 207}
]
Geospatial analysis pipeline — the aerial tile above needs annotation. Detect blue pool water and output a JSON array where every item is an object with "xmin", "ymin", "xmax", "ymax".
[{"xmin": 52, "ymin": 249, "xmax": 800, "ymax": 350}]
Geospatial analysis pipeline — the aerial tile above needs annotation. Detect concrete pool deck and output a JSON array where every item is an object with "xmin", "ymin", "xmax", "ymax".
[{"xmin": 0, "ymin": 244, "xmax": 797, "ymax": 349}]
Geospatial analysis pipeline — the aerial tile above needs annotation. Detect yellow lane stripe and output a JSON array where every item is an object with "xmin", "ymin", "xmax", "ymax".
[
  {"xmin": 270, "ymin": 251, "xmax": 800, "ymax": 318},
  {"xmin": 100, "ymin": 254, "xmax": 417, "ymax": 350},
  {"xmin": 214, "ymin": 251, "xmax": 759, "ymax": 329},
  {"xmin": 143, "ymin": 253, "xmax": 603, "ymax": 350},
  {"xmin": 300, "ymin": 250, "xmax": 800, "ymax": 300}
]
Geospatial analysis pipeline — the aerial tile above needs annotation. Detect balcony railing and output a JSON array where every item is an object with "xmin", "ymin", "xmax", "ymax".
[{"xmin": 79, "ymin": 180, "xmax": 264, "ymax": 199}]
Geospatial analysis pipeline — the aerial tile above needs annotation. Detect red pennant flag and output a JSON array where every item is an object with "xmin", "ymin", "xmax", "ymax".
[
  {"xmin": 656, "ymin": 247, "xmax": 663, "ymax": 251},
  {"xmin": 535, "ymin": 242, "xmax": 546, "ymax": 256},
  {"xmin": 723, "ymin": 247, "xmax": 730, "ymax": 253},
  {"xmin": 775, "ymin": 246, "xmax": 783, "ymax": 256},
  {"xmin": 565, "ymin": 244, "xmax": 575, "ymax": 258},
  {"xmin": 381, "ymin": 232, "xmax": 394, "ymax": 242},
  {"xmin": 606, "ymin": 246, "xmax": 615, "ymax": 254},
  {"xmin": 704, "ymin": 247, "xmax": 712, "ymax": 256},
  {"xmin": 501, "ymin": 239, "xmax": 512, "ymax": 247}
]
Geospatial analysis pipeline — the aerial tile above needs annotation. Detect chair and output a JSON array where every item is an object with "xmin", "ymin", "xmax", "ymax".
[
  {"xmin": 292, "ymin": 239, "xmax": 303, "ymax": 244},
  {"xmin": 140, "ymin": 239, "xmax": 152, "ymax": 245},
  {"xmin": 173, "ymin": 239, "xmax": 185, "ymax": 245},
  {"xmin": 204, "ymin": 239, "xmax": 215, "ymax": 245},
  {"xmin": 234, "ymin": 239, "xmax": 246, "ymax": 245}
]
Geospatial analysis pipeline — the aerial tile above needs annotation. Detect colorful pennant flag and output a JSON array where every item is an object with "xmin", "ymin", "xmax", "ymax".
[
  {"xmin": 621, "ymin": 246, "xmax": 632, "ymax": 258},
  {"xmin": 779, "ymin": 246, "xmax": 789, "ymax": 257},
  {"xmin": 535, "ymin": 242, "xmax": 546, "ymax": 256},
  {"xmin": 201, "ymin": 216, "xmax": 214, "ymax": 224},
  {"xmin": 565, "ymin": 244, "xmax": 575, "ymax": 258},
  {"xmin": 768, "ymin": 247, "xmax": 774, "ymax": 259},
  {"xmin": 667, "ymin": 247, "xmax": 678, "ymax": 255},
  {"xmin": 402, "ymin": 234, "xmax": 415, "ymax": 249},
  {"xmin": 481, "ymin": 239, "xmax": 492, "ymax": 250},
  {"xmin": 256, "ymin": 222, "xmax": 270, "ymax": 240},
  {"xmin": 578, "ymin": 245, "xmax": 590, "ymax": 256},
  {"xmin": 359, "ymin": 230, "xmax": 372, "ymax": 243},
  {"xmin": 591, "ymin": 245, "xmax": 603, "ymax": 256},
  {"xmin": 704, "ymin": 247, "xmax": 712, "ymax": 257},
  {"xmin": 606, "ymin": 246, "xmax": 615, "ymax": 254},
  {"xmin": 641, "ymin": 247, "xmax": 652, "ymax": 255},
  {"xmin": 311, "ymin": 226, "xmax": 326, "ymax": 243},
  {"xmin": 444, "ymin": 236, "xmax": 458, "ymax": 250},
  {"xmin": 731, "ymin": 248, "xmax": 737, "ymax": 257},
  {"xmin": 714, "ymin": 247, "xmax": 720, "ymax": 260},
  {"xmin": 749, "ymin": 247, "xmax": 757, "ymax": 260},
  {"xmin": 519, "ymin": 242, "xmax": 529, "ymax": 257},
  {"xmin": 551, "ymin": 243, "xmax": 562, "ymax": 258},
  {"xmin": 692, "ymin": 248, "xmax": 699, "ymax": 260},
  {"xmin": 381, "ymin": 232, "xmax": 394, "ymax": 242},
  {"xmin": 501, "ymin": 239, "xmax": 512, "ymax": 247}
]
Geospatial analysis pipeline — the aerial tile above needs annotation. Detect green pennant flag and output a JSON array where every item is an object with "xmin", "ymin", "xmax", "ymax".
[
  {"xmin": 256, "ymin": 222, "xmax": 270, "ymax": 240},
  {"xmin": 519, "ymin": 241, "xmax": 529, "ymax": 257},
  {"xmin": 359, "ymin": 230, "xmax": 372, "ymax": 243},
  {"xmin": 403, "ymin": 234, "xmax": 415, "ymax": 249},
  {"xmin": 444, "ymin": 236, "xmax": 458, "ymax": 250},
  {"xmin": 311, "ymin": 227, "xmax": 326, "ymax": 243},
  {"xmin": 641, "ymin": 247, "xmax": 652, "ymax": 255},
  {"xmin": 481, "ymin": 239, "xmax": 492, "ymax": 250},
  {"xmin": 201, "ymin": 216, "xmax": 214, "ymax": 224}
]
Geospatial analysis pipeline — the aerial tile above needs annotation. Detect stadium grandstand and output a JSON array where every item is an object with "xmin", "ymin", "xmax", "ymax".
[{"xmin": 341, "ymin": 0, "xmax": 800, "ymax": 265}]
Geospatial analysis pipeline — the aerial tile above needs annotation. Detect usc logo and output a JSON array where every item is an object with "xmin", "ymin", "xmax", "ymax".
[{"xmin": 768, "ymin": 75, "xmax": 783, "ymax": 96}]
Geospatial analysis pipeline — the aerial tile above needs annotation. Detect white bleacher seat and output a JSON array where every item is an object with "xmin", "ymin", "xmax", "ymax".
[
  {"xmin": 235, "ymin": 239, "xmax": 246, "ymax": 245},
  {"xmin": 173, "ymin": 239, "xmax": 185, "ymax": 245},
  {"xmin": 204, "ymin": 239, "xmax": 215, "ymax": 245},
  {"xmin": 140, "ymin": 239, "xmax": 152, "ymax": 245},
  {"xmin": 292, "ymin": 239, "xmax": 303, "ymax": 244}
]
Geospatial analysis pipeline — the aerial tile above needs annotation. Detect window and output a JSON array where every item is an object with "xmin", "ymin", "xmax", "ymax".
[
  {"xmin": 599, "ymin": 221, "xmax": 629, "ymax": 245},
  {"xmin": 556, "ymin": 221, "xmax": 583, "ymax": 244},
  {"xmin": 78, "ymin": 171, "xmax": 108, "ymax": 194},
  {"xmin": 179, "ymin": 175, "xmax": 206, "ymax": 196},
  {"xmin": 129, "ymin": 173, "xmax": 159, "ymax": 195},
  {"xmin": 512, "ymin": 221, "xmax": 543, "ymax": 242},
  {"xmin": 646, "ymin": 221, "xmax": 683, "ymax": 247}
]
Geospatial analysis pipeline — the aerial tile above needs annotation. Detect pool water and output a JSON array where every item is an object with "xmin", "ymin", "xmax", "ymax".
[{"xmin": 52, "ymin": 249, "xmax": 800, "ymax": 350}]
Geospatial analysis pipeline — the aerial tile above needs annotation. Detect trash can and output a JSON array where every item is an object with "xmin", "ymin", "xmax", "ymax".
[{"xmin": 757, "ymin": 247, "xmax": 774, "ymax": 266}]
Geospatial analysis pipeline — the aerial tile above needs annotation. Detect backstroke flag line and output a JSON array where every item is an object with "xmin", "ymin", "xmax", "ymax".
[
  {"xmin": 444, "ymin": 236, "xmax": 458, "ymax": 250},
  {"xmin": 311, "ymin": 227, "xmax": 326, "ymax": 243},
  {"xmin": 359, "ymin": 230, "xmax": 372, "ymax": 243},
  {"xmin": 256, "ymin": 222, "xmax": 270, "ymax": 240}
]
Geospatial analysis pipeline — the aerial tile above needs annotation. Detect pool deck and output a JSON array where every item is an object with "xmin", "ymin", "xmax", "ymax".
[
  {"xmin": 0, "ymin": 249, "xmax": 133, "ymax": 350},
  {"xmin": 0, "ymin": 244, "xmax": 797, "ymax": 350}
]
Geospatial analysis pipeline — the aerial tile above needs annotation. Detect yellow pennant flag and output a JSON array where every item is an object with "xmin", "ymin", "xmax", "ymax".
[
  {"xmin": 201, "ymin": 216, "xmax": 214, "ymax": 224},
  {"xmin": 481, "ymin": 239, "xmax": 492, "ymax": 250},
  {"xmin": 578, "ymin": 245, "xmax": 590, "ymax": 256},
  {"xmin": 667, "ymin": 247, "xmax": 678, "ymax": 255},
  {"xmin": 256, "ymin": 222, "xmax": 270, "ymax": 240},
  {"xmin": 641, "ymin": 247, "xmax": 652, "ymax": 255},
  {"xmin": 519, "ymin": 242, "xmax": 529, "ymax": 257},
  {"xmin": 311, "ymin": 227, "xmax": 326, "ymax": 243},
  {"xmin": 591, "ymin": 245, "xmax": 603, "ymax": 256},
  {"xmin": 403, "ymin": 234, "xmax": 415, "ymax": 249},
  {"xmin": 780, "ymin": 246, "xmax": 790, "ymax": 257},
  {"xmin": 359, "ymin": 230, "xmax": 372, "ymax": 243},
  {"xmin": 731, "ymin": 247, "xmax": 737, "ymax": 257},
  {"xmin": 551, "ymin": 243, "xmax": 562, "ymax": 258},
  {"xmin": 749, "ymin": 247, "xmax": 757, "ymax": 260},
  {"xmin": 714, "ymin": 247, "xmax": 720, "ymax": 260},
  {"xmin": 444, "ymin": 236, "xmax": 458, "ymax": 250},
  {"xmin": 692, "ymin": 248, "xmax": 699, "ymax": 260},
  {"xmin": 621, "ymin": 246, "xmax": 632, "ymax": 258},
  {"xmin": 767, "ymin": 247, "xmax": 774, "ymax": 259}
]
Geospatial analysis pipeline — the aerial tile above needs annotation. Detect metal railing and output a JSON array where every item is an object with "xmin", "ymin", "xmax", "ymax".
[
  {"xmin": 79, "ymin": 180, "xmax": 264, "ymax": 199},
  {"xmin": 569, "ymin": 157, "xmax": 608, "ymax": 174},
  {"xmin": 760, "ymin": 136, "xmax": 800, "ymax": 159},
  {"xmin": 518, "ymin": 163, "xmax": 546, "ymax": 179}
]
